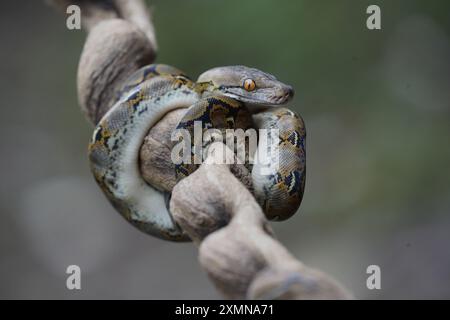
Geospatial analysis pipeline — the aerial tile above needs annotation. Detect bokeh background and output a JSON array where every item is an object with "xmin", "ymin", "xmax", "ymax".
[{"xmin": 0, "ymin": 0, "xmax": 449, "ymax": 299}]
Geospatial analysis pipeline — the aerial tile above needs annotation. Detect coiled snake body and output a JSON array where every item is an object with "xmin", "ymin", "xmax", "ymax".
[{"xmin": 88, "ymin": 64, "xmax": 306, "ymax": 241}]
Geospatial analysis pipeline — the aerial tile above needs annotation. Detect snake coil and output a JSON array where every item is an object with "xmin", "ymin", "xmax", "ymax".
[{"xmin": 88, "ymin": 63, "xmax": 306, "ymax": 241}]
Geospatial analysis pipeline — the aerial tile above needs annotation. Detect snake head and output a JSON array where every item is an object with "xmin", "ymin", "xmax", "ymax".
[{"xmin": 197, "ymin": 66, "xmax": 294, "ymax": 107}]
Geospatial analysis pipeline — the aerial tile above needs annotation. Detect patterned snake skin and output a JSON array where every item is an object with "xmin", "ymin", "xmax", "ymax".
[{"xmin": 88, "ymin": 64, "xmax": 306, "ymax": 241}]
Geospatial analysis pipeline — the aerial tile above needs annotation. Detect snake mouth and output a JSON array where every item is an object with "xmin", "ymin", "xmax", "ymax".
[
  {"xmin": 221, "ymin": 84, "xmax": 294, "ymax": 106},
  {"xmin": 224, "ymin": 90, "xmax": 294, "ymax": 107}
]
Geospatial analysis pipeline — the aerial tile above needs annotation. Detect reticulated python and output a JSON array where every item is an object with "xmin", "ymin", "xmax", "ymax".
[{"xmin": 88, "ymin": 64, "xmax": 306, "ymax": 241}]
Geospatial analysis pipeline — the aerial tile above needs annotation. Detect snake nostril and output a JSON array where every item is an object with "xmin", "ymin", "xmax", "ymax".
[{"xmin": 286, "ymin": 86, "xmax": 294, "ymax": 98}]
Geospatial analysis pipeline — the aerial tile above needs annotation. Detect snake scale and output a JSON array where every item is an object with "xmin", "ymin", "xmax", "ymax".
[{"xmin": 88, "ymin": 64, "xmax": 306, "ymax": 241}]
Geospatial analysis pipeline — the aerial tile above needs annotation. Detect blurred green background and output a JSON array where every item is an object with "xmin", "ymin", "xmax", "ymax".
[{"xmin": 0, "ymin": 0, "xmax": 449, "ymax": 299}]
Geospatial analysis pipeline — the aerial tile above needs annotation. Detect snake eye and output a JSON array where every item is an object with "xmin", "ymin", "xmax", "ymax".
[{"xmin": 243, "ymin": 79, "xmax": 256, "ymax": 91}]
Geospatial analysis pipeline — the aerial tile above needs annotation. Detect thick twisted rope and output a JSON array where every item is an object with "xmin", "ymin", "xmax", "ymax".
[{"xmin": 48, "ymin": 0, "xmax": 351, "ymax": 299}]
